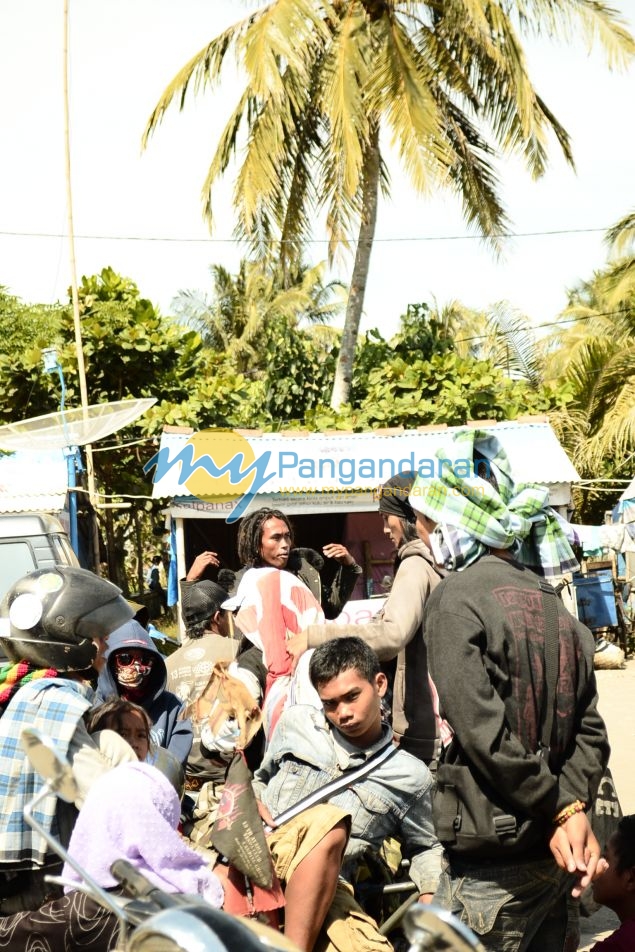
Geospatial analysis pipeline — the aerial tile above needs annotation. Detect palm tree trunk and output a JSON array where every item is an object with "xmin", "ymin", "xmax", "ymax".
[{"xmin": 330, "ymin": 125, "xmax": 380, "ymax": 410}]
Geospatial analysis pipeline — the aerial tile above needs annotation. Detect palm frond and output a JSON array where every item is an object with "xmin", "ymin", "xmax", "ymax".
[
  {"xmin": 606, "ymin": 210, "xmax": 635, "ymax": 254},
  {"xmin": 486, "ymin": 302, "xmax": 544, "ymax": 387},
  {"xmin": 142, "ymin": 16, "xmax": 254, "ymax": 145},
  {"xmin": 367, "ymin": 15, "xmax": 454, "ymax": 188},
  {"xmin": 515, "ymin": 0, "xmax": 635, "ymax": 68}
]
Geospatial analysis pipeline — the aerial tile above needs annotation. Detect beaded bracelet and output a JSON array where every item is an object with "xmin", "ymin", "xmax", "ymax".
[{"xmin": 553, "ymin": 800, "xmax": 586, "ymax": 826}]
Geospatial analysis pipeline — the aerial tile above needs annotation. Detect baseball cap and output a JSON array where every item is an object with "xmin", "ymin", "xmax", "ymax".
[{"xmin": 181, "ymin": 580, "xmax": 229, "ymax": 627}]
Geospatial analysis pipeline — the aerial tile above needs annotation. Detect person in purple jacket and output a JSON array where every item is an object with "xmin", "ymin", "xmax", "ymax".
[{"xmin": 96, "ymin": 619, "xmax": 192, "ymax": 768}]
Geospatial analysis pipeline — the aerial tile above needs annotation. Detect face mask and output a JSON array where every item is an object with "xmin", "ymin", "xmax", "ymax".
[{"xmin": 114, "ymin": 650, "xmax": 154, "ymax": 690}]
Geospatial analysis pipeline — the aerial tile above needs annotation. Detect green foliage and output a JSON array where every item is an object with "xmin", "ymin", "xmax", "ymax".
[
  {"xmin": 144, "ymin": 0, "xmax": 634, "ymax": 406},
  {"xmin": 351, "ymin": 303, "xmax": 452, "ymax": 402},
  {"xmin": 0, "ymin": 290, "xmax": 66, "ymax": 424},
  {"xmin": 261, "ymin": 317, "xmax": 338, "ymax": 421},
  {"xmin": 172, "ymin": 258, "xmax": 344, "ymax": 376},
  {"xmin": 303, "ymin": 350, "xmax": 569, "ymax": 433},
  {"xmin": 543, "ymin": 228, "xmax": 635, "ymax": 483},
  {"xmin": 59, "ymin": 268, "xmax": 203, "ymax": 408},
  {"xmin": 0, "ymin": 257, "xmax": 593, "ymax": 585}
]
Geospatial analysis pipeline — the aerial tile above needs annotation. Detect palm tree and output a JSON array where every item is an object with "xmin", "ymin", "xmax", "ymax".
[
  {"xmin": 593, "ymin": 210, "xmax": 635, "ymax": 309},
  {"xmin": 143, "ymin": 0, "xmax": 634, "ymax": 409},
  {"xmin": 439, "ymin": 300, "xmax": 545, "ymax": 387},
  {"xmin": 170, "ymin": 257, "xmax": 345, "ymax": 373},
  {"xmin": 544, "ymin": 248, "xmax": 635, "ymax": 474}
]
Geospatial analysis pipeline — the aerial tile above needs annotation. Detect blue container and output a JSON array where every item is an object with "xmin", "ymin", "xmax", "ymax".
[{"xmin": 572, "ymin": 572, "xmax": 617, "ymax": 629}]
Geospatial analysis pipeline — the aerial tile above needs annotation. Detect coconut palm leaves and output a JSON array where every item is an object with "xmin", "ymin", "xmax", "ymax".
[
  {"xmin": 144, "ymin": 0, "xmax": 634, "ymax": 408},
  {"xmin": 545, "ymin": 212, "xmax": 635, "ymax": 472},
  {"xmin": 595, "ymin": 210, "xmax": 635, "ymax": 308},
  {"xmin": 170, "ymin": 258, "xmax": 345, "ymax": 373}
]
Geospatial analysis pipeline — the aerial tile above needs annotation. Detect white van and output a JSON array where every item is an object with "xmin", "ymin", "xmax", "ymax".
[{"xmin": 0, "ymin": 512, "xmax": 78, "ymax": 604}]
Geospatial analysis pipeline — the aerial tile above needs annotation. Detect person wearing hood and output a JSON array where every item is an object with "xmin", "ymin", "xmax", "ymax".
[
  {"xmin": 286, "ymin": 472, "xmax": 445, "ymax": 764},
  {"xmin": 96, "ymin": 619, "xmax": 193, "ymax": 768}
]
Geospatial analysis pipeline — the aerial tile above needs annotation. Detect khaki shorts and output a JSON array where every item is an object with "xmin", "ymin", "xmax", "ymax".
[
  {"xmin": 266, "ymin": 803, "xmax": 350, "ymax": 883},
  {"xmin": 267, "ymin": 805, "xmax": 392, "ymax": 952}
]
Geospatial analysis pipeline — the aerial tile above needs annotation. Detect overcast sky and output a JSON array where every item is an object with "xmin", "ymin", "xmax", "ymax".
[{"xmin": 1, "ymin": 0, "xmax": 634, "ymax": 340}]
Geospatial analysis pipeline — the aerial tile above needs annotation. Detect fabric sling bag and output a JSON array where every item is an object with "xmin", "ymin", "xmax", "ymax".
[{"xmin": 432, "ymin": 578, "xmax": 560, "ymax": 858}]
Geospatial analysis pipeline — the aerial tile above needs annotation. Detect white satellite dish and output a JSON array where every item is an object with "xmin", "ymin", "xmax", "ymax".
[{"xmin": 0, "ymin": 398, "xmax": 157, "ymax": 451}]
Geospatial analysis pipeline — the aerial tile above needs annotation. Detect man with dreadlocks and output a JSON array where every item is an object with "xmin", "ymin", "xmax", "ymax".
[
  {"xmin": 186, "ymin": 508, "xmax": 362, "ymax": 620},
  {"xmin": 0, "ymin": 566, "xmax": 138, "ymax": 912},
  {"xmin": 408, "ymin": 428, "xmax": 610, "ymax": 952}
]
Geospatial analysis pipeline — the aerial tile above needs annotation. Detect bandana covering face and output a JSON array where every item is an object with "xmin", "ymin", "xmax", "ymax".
[
  {"xmin": 114, "ymin": 651, "xmax": 154, "ymax": 691},
  {"xmin": 408, "ymin": 429, "xmax": 579, "ymax": 578}
]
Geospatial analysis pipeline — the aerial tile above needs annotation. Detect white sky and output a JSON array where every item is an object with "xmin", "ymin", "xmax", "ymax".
[{"xmin": 1, "ymin": 0, "xmax": 634, "ymax": 340}]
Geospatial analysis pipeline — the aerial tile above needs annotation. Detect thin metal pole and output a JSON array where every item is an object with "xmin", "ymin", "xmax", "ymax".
[
  {"xmin": 62, "ymin": 0, "xmax": 88, "ymax": 417},
  {"xmin": 63, "ymin": 0, "xmax": 99, "ymax": 570}
]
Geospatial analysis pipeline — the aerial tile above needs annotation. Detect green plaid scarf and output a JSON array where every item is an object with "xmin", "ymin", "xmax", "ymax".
[{"xmin": 408, "ymin": 429, "xmax": 579, "ymax": 578}]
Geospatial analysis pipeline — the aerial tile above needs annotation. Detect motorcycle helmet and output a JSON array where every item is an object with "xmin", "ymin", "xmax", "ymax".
[{"xmin": 0, "ymin": 566, "xmax": 134, "ymax": 672}]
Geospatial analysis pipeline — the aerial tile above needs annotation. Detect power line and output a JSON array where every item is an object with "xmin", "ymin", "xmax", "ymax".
[
  {"xmin": 0, "ymin": 225, "xmax": 612, "ymax": 245},
  {"xmin": 453, "ymin": 309, "xmax": 630, "ymax": 343},
  {"xmin": 91, "ymin": 435, "xmax": 158, "ymax": 453}
]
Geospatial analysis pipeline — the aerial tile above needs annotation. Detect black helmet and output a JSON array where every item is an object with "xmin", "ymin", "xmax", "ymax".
[{"xmin": 0, "ymin": 566, "xmax": 134, "ymax": 672}]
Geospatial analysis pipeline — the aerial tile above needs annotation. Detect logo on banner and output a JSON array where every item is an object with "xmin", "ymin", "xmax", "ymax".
[{"xmin": 144, "ymin": 429, "xmax": 274, "ymax": 523}]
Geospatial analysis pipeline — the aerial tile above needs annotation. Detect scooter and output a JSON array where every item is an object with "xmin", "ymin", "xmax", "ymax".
[{"xmin": 20, "ymin": 726, "xmax": 484, "ymax": 952}]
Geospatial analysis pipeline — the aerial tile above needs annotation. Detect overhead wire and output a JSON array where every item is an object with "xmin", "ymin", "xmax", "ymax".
[{"xmin": 0, "ymin": 224, "xmax": 612, "ymax": 244}]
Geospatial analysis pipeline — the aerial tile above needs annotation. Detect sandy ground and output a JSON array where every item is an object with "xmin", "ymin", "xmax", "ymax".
[{"xmin": 577, "ymin": 658, "xmax": 635, "ymax": 950}]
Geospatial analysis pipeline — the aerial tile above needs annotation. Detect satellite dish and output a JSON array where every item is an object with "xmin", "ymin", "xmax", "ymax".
[{"xmin": 0, "ymin": 398, "xmax": 157, "ymax": 451}]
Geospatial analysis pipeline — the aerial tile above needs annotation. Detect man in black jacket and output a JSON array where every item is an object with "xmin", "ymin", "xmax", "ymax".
[{"xmin": 409, "ymin": 428, "xmax": 610, "ymax": 952}]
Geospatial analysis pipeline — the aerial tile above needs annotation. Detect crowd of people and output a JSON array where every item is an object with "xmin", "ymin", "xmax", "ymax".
[{"xmin": 0, "ymin": 427, "xmax": 631, "ymax": 952}]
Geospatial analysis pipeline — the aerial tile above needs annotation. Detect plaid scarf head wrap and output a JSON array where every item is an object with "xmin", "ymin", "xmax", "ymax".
[{"xmin": 408, "ymin": 429, "xmax": 579, "ymax": 578}]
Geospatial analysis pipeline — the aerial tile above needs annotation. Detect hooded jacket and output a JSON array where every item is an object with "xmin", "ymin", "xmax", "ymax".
[{"xmin": 96, "ymin": 620, "xmax": 193, "ymax": 767}]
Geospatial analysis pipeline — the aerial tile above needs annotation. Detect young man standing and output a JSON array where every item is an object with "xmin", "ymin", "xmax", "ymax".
[
  {"xmin": 287, "ymin": 472, "xmax": 445, "ymax": 764},
  {"xmin": 252, "ymin": 637, "xmax": 442, "ymax": 952}
]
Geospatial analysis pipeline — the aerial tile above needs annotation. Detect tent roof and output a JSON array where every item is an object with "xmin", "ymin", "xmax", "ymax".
[
  {"xmin": 0, "ymin": 449, "xmax": 68, "ymax": 513},
  {"xmin": 619, "ymin": 476, "xmax": 635, "ymax": 502}
]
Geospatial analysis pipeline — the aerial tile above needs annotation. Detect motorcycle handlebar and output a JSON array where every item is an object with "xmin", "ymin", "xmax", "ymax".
[{"xmin": 110, "ymin": 860, "xmax": 188, "ymax": 909}]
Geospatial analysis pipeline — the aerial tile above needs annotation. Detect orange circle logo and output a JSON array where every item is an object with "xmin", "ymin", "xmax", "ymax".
[{"xmin": 183, "ymin": 429, "xmax": 257, "ymax": 503}]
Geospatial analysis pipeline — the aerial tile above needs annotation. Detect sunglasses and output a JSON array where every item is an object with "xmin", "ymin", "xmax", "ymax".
[{"xmin": 115, "ymin": 651, "xmax": 155, "ymax": 668}]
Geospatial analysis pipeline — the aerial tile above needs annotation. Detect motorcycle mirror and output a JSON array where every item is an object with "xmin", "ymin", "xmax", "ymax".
[
  {"xmin": 21, "ymin": 727, "xmax": 78, "ymax": 803},
  {"xmin": 403, "ymin": 903, "xmax": 486, "ymax": 952}
]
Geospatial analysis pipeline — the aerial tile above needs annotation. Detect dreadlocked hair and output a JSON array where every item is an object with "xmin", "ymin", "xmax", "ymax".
[
  {"xmin": 0, "ymin": 661, "xmax": 58, "ymax": 713},
  {"xmin": 237, "ymin": 508, "xmax": 293, "ymax": 566}
]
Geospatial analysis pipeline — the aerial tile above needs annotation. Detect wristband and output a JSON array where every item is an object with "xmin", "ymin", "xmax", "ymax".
[{"xmin": 552, "ymin": 800, "xmax": 586, "ymax": 826}]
